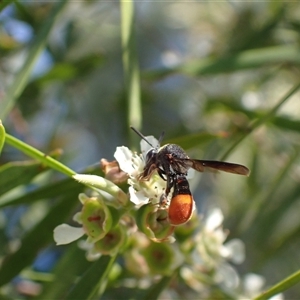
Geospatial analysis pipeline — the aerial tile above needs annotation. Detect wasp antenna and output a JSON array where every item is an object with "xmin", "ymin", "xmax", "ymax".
[
  {"xmin": 158, "ymin": 131, "xmax": 165, "ymax": 144},
  {"xmin": 130, "ymin": 126, "xmax": 155, "ymax": 148}
]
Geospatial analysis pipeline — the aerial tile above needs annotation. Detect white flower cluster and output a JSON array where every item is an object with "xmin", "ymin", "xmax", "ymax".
[
  {"xmin": 180, "ymin": 208, "xmax": 284, "ymax": 299},
  {"xmin": 114, "ymin": 136, "xmax": 166, "ymax": 207}
]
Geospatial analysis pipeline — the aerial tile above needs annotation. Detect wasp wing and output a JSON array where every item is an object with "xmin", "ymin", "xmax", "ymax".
[{"xmin": 183, "ymin": 159, "xmax": 250, "ymax": 176}]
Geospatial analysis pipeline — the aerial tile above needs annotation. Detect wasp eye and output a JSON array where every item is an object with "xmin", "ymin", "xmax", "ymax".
[{"xmin": 145, "ymin": 149, "xmax": 156, "ymax": 163}]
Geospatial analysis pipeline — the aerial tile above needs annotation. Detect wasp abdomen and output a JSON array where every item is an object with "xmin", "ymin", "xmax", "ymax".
[{"xmin": 168, "ymin": 175, "xmax": 194, "ymax": 226}]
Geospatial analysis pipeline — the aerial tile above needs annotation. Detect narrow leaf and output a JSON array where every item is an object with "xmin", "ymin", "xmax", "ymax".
[
  {"xmin": 0, "ymin": 0, "xmax": 68, "ymax": 120},
  {"xmin": 65, "ymin": 255, "xmax": 116, "ymax": 300},
  {"xmin": 121, "ymin": 0, "xmax": 142, "ymax": 146},
  {"xmin": 143, "ymin": 45, "xmax": 300, "ymax": 80},
  {"xmin": 38, "ymin": 244, "xmax": 92, "ymax": 300},
  {"xmin": 0, "ymin": 168, "xmax": 102, "ymax": 208},
  {"xmin": 0, "ymin": 0, "xmax": 14, "ymax": 12},
  {"xmin": 220, "ymin": 82, "xmax": 300, "ymax": 160},
  {"xmin": 0, "ymin": 160, "xmax": 47, "ymax": 196},
  {"xmin": 0, "ymin": 189, "xmax": 81, "ymax": 287},
  {"xmin": 142, "ymin": 275, "xmax": 173, "ymax": 300},
  {"xmin": 0, "ymin": 120, "xmax": 5, "ymax": 155}
]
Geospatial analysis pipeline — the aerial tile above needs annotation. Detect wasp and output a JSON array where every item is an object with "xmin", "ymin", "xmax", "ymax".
[{"xmin": 131, "ymin": 127, "xmax": 250, "ymax": 226}]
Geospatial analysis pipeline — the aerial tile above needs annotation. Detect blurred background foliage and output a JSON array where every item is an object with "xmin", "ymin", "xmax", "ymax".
[{"xmin": 1, "ymin": 1, "xmax": 300, "ymax": 299}]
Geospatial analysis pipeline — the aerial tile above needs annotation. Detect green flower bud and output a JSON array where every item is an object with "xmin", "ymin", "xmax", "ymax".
[
  {"xmin": 80, "ymin": 197, "xmax": 113, "ymax": 243},
  {"xmin": 73, "ymin": 174, "xmax": 128, "ymax": 207},
  {"xmin": 94, "ymin": 225, "xmax": 126, "ymax": 256},
  {"xmin": 141, "ymin": 241, "xmax": 175, "ymax": 275},
  {"xmin": 136, "ymin": 203, "xmax": 175, "ymax": 243}
]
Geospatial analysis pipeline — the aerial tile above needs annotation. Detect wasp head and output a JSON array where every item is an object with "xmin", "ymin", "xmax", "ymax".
[
  {"xmin": 139, "ymin": 148, "xmax": 158, "ymax": 180},
  {"xmin": 145, "ymin": 148, "xmax": 157, "ymax": 165}
]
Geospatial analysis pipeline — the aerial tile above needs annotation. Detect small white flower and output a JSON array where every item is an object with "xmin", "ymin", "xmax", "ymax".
[
  {"xmin": 128, "ymin": 186, "xmax": 149, "ymax": 205},
  {"xmin": 53, "ymin": 224, "xmax": 85, "ymax": 245},
  {"xmin": 180, "ymin": 266, "xmax": 205, "ymax": 292},
  {"xmin": 222, "ymin": 238, "xmax": 245, "ymax": 264},
  {"xmin": 77, "ymin": 239, "xmax": 101, "ymax": 261},
  {"xmin": 241, "ymin": 273, "xmax": 266, "ymax": 298},
  {"xmin": 215, "ymin": 262, "xmax": 240, "ymax": 289},
  {"xmin": 269, "ymin": 293, "xmax": 285, "ymax": 300},
  {"xmin": 114, "ymin": 146, "xmax": 142, "ymax": 177},
  {"xmin": 195, "ymin": 208, "xmax": 228, "ymax": 266},
  {"xmin": 114, "ymin": 137, "xmax": 166, "ymax": 206},
  {"xmin": 239, "ymin": 273, "xmax": 284, "ymax": 299},
  {"xmin": 140, "ymin": 136, "xmax": 160, "ymax": 159},
  {"xmin": 194, "ymin": 207, "xmax": 245, "ymax": 276},
  {"xmin": 205, "ymin": 207, "xmax": 224, "ymax": 231}
]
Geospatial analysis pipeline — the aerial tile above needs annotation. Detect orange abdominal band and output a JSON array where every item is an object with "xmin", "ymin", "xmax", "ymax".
[{"xmin": 168, "ymin": 194, "xmax": 193, "ymax": 226}]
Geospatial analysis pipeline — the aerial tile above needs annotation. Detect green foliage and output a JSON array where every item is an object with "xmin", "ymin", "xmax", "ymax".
[{"xmin": 1, "ymin": 1, "xmax": 300, "ymax": 299}]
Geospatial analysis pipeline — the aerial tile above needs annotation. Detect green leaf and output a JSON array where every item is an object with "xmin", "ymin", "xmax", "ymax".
[
  {"xmin": 0, "ymin": 0, "xmax": 14, "ymax": 13},
  {"xmin": 121, "ymin": 0, "xmax": 142, "ymax": 147},
  {"xmin": 238, "ymin": 150, "xmax": 299, "ymax": 235},
  {"xmin": 38, "ymin": 244, "xmax": 92, "ymax": 300},
  {"xmin": 220, "ymin": 82, "xmax": 300, "ymax": 160},
  {"xmin": 65, "ymin": 255, "xmax": 116, "ymax": 300},
  {"xmin": 0, "ymin": 160, "xmax": 48, "ymax": 196},
  {"xmin": 167, "ymin": 132, "xmax": 225, "ymax": 151},
  {"xmin": 0, "ymin": 167, "xmax": 103, "ymax": 208},
  {"xmin": 142, "ymin": 275, "xmax": 174, "ymax": 300},
  {"xmin": 0, "ymin": 175, "xmax": 77, "ymax": 208},
  {"xmin": 143, "ymin": 45, "xmax": 300, "ymax": 80},
  {"xmin": 0, "ymin": 188, "xmax": 81, "ymax": 287},
  {"xmin": 0, "ymin": 120, "xmax": 5, "ymax": 155},
  {"xmin": 205, "ymin": 100, "xmax": 300, "ymax": 134},
  {"xmin": 0, "ymin": 0, "xmax": 68, "ymax": 120}
]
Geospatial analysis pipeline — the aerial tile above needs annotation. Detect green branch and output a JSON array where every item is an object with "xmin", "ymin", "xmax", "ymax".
[
  {"xmin": 220, "ymin": 82, "xmax": 300, "ymax": 160},
  {"xmin": 120, "ymin": 0, "xmax": 142, "ymax": 148},
  {"xmin": 5, "ymin": 133, "xmax": 75, "ymax": 177},
  {"xmin": 254, "ymin": 269, "xmax": 300, "ymax": 300}
]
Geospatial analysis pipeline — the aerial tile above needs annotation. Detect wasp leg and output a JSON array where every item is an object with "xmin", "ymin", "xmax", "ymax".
[
  {"xmin": 165, "ymin": 174, "xmax": 175, "ymax": 197},
  {"xmin": 157, "ymin": 168, "xmax": 167, "ymax": 181},
  {"xmin": 159, "ymin": 193, "xmax": 168, "ymax": 207}
]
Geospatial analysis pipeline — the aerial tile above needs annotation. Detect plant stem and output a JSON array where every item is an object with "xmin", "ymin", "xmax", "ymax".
[
  {"xmin": 221, "ymin": 82, "xmax": 300, "ymax": 160},
  {"xmin": 5, "ymin": 134, "xmax": 75, "ymax": 177},
  {"xmin": 120, "ymin": 0, "xmax": 142, "ymax": 148},
  {"xmin": 254, "ymin": 269, "xmax": 300, "ymax": 300}
]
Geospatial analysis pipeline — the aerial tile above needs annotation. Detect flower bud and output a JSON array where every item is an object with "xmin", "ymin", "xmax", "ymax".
[
  {"xmin": 175, "ymin": 213, "xmax": 199, "ymax": 243},
  {"xmin": 136, "ymin": 203, "xmax": 175, "ymax": 243},
  {"xmin": 101, "ymin": 159, "xmax": 128, "ymax": 184},
  {"xmin": 94, "ymin": 225, "xmax": 126, "ymax": 256},
  {"xmin": 73, "ymin": 174, "xmax": 128, "ymax": 207},
  {"xmin": 80, "ymin": 197, "xmax": 113, "ymax": 243},
  {"xmin": 141, "ymin": 241, "xmax": 175, "ymax": 275}
]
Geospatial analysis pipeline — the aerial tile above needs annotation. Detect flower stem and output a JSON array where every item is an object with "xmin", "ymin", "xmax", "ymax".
[
  {"xmin": 5, "ymin": 133, "xmax": 75, "ymax": 177},
  {"xmin": 0, "ymin": 120, "xmax": 5, "ymax": 155},
  {"xmin": 120, "ymin": 0, "xmax": 142, "ymax": 148},
  {"xmin": 254, "ymin": 269, "xmax": 300, "ymax": 300},
  {"xmin": 220, "ymin": 82, "xmax": 300, "ymax": 160}
]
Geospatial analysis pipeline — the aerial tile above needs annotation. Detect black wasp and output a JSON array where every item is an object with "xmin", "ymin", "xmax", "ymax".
[{"xmin": 131, "ymin": 127, "xmax": 250, "ymax": 225}]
